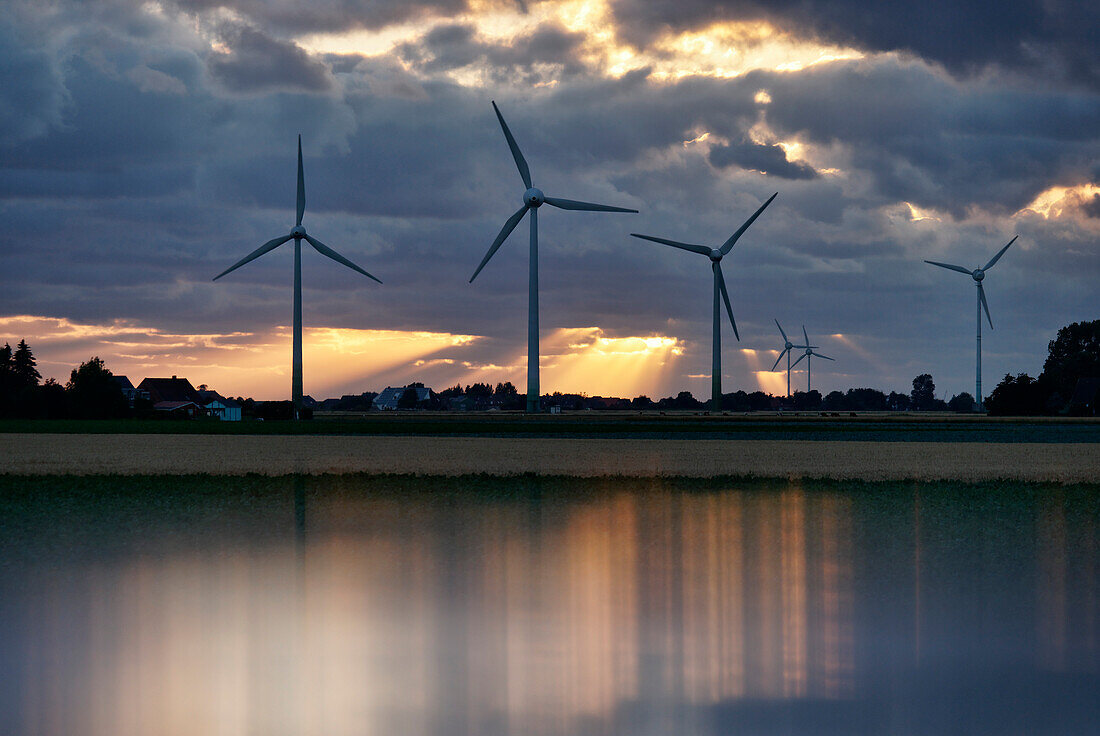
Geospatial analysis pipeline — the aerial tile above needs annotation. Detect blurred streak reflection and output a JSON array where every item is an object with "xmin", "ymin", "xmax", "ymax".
[{"xmin": 1, "ymin": 477, "xmax": 1097, "ymax": 736}]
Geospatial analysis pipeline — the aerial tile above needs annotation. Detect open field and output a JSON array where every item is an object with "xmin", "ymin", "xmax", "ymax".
[
  {"xmin": 2, "ymin": 412, "xmax": 1099, "ymax": 442},
  {"xmin": 3, "ymin": 433, "xmax": 1098, "ymax": 481}
]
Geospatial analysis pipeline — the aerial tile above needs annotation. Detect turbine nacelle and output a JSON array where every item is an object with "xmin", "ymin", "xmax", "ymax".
[
  {"xmin": 523, "ymin": 187, "xmax": 545, "ymax": 208},
  {"xmin": 709, "ymin": 248, "xmax": 723, "ymax": 262},
  {"xmin": 291, "ymin": 225, "xmax": 307, "ymax": 239},
  {"xmin": 972, "ymin": 269, "xmax": 985, "ymax": 281}
]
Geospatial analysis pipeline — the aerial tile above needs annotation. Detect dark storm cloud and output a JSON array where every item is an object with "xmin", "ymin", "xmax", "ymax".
[
  {"xmin": 0, "ymin": 26, "xmax": 68, "ymax": 145},
  {"xmin": 207, "ymin": 25, "xmax": 333, "ymax": 93},
  {"xmin": 172, "ymin": 0, "xmax": 471, "ymax": 34},
  {"xmin": 1083, "ymin": 194, "xmax": 1100, "ymax": 218},
  {"xmin": 610, "ymin": 0, "xmax": 1100, "ymax": 88},
  {"xmin": 707, "ymin": 138, "xmax": 818, "ymax": 179},
  {"xmin": 396, "ymin": 22, "xmax": 588, "ymax": 83}
]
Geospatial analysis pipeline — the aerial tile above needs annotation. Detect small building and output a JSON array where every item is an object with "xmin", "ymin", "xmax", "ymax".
[
  {"xmin": 373, "ymin": 385, "xmax": 432, "ymax": 411},
  {"xmin": 112, "ymin": 375, "xmax": 150, "ymax": 408},
  {"xmin": 139, "ymin": 376, "xmax": 200, "ymax": 405},
  {"xmin": 449, "ymin": 395, "xmax": 475, "ymax": 412},
  {"xmin": 153, "ymin": 400, "xmax": 199, "ymax": 417},
  {"xmin": 196, "ymin": 390, "xmax": 242, "ymax": 421}
]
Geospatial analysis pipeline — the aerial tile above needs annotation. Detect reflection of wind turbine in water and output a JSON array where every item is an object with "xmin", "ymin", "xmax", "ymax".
[
  {"xmin": 470, "ymin": 101, "xmax": 638, "ymax": 413},
  {"xmin": 630, "ymin": 193, "xmax": 778, "ymax": 411},
  {"xmin": 213, "ymin": 136, "xmax": 382, "ymax": 419},
  {"xmin": 789, "ymin": 325, "xmax": 833, "ymax": 393},
  {"xmin": 771, "ymin": 319, "xmax": 810, "ymax": 398},
  {"xmin": 924, "ymin": 236, "xmax": 1017, "ymax": 412}
]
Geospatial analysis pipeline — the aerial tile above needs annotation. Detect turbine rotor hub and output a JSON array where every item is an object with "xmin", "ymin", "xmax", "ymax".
[
  {"xmin": 709, "ymin": 248, "xmax": 722, "ymax": 261},
  {"xmin": 523, "ymin": 187, "xmax": 545, "ymax": 207},
  {"xmin": 291, "ymin": 225, "xmax": 306, "ymax": 238},
  {"xmin": 973, "ymin": 269, "xmax": 985, "ymax": 281},
  {"xmin": 785, "ymin": 341, "xmax": 793, "ymax": 350}
]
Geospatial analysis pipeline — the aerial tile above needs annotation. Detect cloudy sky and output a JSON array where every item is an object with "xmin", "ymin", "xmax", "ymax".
[{"xmin": 1, "ymin": 0, "xmax": 1097, "ymax": 401}]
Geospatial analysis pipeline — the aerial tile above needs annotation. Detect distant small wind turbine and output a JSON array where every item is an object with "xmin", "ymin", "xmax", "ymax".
[
  {"xmin": 789, "ymin": 325, "xmax": 833, "ymax": 393},
  {"xmin": 924, "ymin": 235, "xmax": 1017, "ymax": 411},
  {"xmin": 631, "ymin": 193, "xmax": 778, "ymax": 411},
  {"xmin": 470, "ymin": 101, "xmax": 638, "ymax": 413},
  {"xmin": 213, "ymin": 135, "xmax": 381, "ymax": 418},
  {"xmin": 770, "ymin": 319, "xmax": 809, "ymax": 398}
]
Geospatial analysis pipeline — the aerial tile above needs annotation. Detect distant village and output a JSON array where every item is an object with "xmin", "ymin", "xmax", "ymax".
[{"xmin": 1, "ymin": 319, "xmax": 1098, "ymax": 420}]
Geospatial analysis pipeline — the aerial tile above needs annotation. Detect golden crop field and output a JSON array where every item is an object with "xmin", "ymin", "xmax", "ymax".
[{"xmin": 3, "ymin": 433, "xmax": 1098, "ymax": 482}]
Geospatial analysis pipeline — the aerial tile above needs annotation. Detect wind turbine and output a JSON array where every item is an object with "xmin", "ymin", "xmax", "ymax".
[
  {"xmin": 924, "ymin": 236, "xmax": 1017, "ymax": 411},
  {"xmin": 770, "ymin": 319, "xmax": 809, "ymax": 398},
  {"xmin": 789, "ymin": 325, "xmax": 833, "ymax": 393},
  {"xmin": 470, "ymin": 101, "xmax": 638, "ymax": 413},
  {"xmin": 213, "ymin": 135, "xmax": 382, "ymax": 419},
  {"xmin": 630, "ymin": 193, "xmax": 778, "ymax": 411}
]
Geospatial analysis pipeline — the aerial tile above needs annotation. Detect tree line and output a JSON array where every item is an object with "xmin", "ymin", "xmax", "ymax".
[
  {"xmin": 3, "ymin": 318, "xmax": 1095, "ymax": 418},
  {"xmin": 0, "ymin": 344, "xmax": 130, "ymax": 419}
]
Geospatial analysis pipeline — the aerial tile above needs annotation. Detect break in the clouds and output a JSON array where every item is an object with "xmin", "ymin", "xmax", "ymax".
[
  {"xmin": 0, "ymin": 0, "xmax": 1097, "ymax": 400},
  {"xmin": 610, "ymin": 0, "xmax": 1100, "ymax": 89}
]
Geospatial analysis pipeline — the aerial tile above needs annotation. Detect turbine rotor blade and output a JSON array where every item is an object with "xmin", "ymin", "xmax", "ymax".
[
  {"xmin": 802, "ymin": 325, "xmax": 810, "ymax": 347},
  {"xmin": 304, "ymin": 234, "xmax": 382, "ymax": 283},
  {"xmin": 470, "ymin": 205, "xmax": 528, "ymax": 282},
  {"xmin": 924, "ymin": 260, "xmax": 972, "ymax": 275},
  {"xmin": 775, "ymin": 318, "xmax": 789, "ymax": 343},
  {"xmin": 771, "ymin": 348, "xmax": 789, "ymax": 372},
  {"xmin": 492, "ymin": 101, "xmax": 532, "ymax": 189},
  {"xmin": 978, "ymin": 283, "xmax": 992, "ymax": 329},
  {"xmin": 790, "ymin": 353, "xmax": 807, "ymax": 369},
  {"xmin": 296, "ymin": 135, "xmax": 305, "ymax": 227},
  {"xmin": 213, "ymin": 233, "xmax": 294, "ymax": 281},
  {"xmin": 982, "ymin": 235, "xmax": 1017, "ymax": 271},
  {"xmin": 716, "ymin": 261, "xmax": 738, "ymax": 340},
  {"xmin": 719, "ymin": 192, "xmax": 778, "ymax": 255},
  {"xmin": 811, "ymin": 351, "xmax": 835, "ymax": 361},
  {"xmin": 543, "ymin": 196, "xmax": 637, "ymax": 213},
  {"xmin": 630, "ymin": 233, "xmax": 711, "ymax": 256}
]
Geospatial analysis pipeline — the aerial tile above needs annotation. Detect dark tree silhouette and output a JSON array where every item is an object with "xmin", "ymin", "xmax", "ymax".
[
  {"xmin": 1040, "ymin": 320, "xmax": 1100, "ymax": 409},
  {"xmin": 948, "ymin": 392, "xmax": 976, "ymax": 413},
  {"xmin": 12, "ymin": 339, "xmax": 39, "ymax": 388},
  {"xmin": 398, "ymin": 387, "xmax": 420, "ymax": 409},
  {"xmin": 910, "ymin": 374, "xmax": 937, "ymax": 410},
  {"xmin": 887, "ymin": 391, "xmax": 911, "ymax": 411},
  {"xmin": 986, "ymin": 374, "xmax": 1046, "ymax": 416},
  {"xmin": 66, "ymin": 357, "xmax": 129, "ymax": 419}
]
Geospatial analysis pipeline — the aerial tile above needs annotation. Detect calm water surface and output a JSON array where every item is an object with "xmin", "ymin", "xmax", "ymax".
[{"xmin": 1, "ymin": 475, "xmax": 1097, "ymax": 736}]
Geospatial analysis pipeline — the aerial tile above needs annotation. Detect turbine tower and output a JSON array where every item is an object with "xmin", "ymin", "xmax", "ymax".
[
  {"xmin": 924, "ymin": 236, "xmax": 1017, "ymax": 411},
  {"xmin": 631, "ymin": 193, "xmax": 777, "ymax": 411},
  {"xmin": 470, "ymin": 101, "xmax": 638, "ymax": 413},
  {"xmin": 789, "ymin": 325, "xmax": 833, "ymax": 393},
  {"xmin": 771, "ymin": 319, "xmax": 809, "ymax": 398},
  {"xmin": 214, "ymin": 135, "xmax": 382, "ymax": 418}
]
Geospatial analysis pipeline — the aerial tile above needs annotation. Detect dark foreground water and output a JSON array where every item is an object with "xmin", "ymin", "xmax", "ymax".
[{"xmin": 1, "ymin": 475, "xmax": 1097, "ymax": 736}]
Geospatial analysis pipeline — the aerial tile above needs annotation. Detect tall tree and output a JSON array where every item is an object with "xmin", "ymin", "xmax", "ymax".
[
  {"xmin": 910, "ymin": 373, "xmax": 937, "ymax": 410},
  {"xmin": 12, "ymin": 339, "xmax": 40, "ymax": 388},
  {"xmin": 66, "ymin": 357, "xmax": 129, "ymax": 419},
  {"xmin": 1040, "ymin": 320, "xmax": 1100, "ymax": 406}
]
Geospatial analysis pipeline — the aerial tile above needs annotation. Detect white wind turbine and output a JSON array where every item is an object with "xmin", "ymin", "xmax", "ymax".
[
  {"xmin": 924, "ymin": 235, "xmax": 1017, "ymax": 411},
  {"xmin": 213, "ymin": 135, "xmax": 382, "ymax": 418},
  {"xmin": 470, "ymin": 101, "xmax": 638, "ymax": 413},
  {"xmin": 789, "ymin": 325, "xmax": 833, "ymax": 393},
  {"xmin": 770, "ymin": 319, "xmax": 810, "ymax": 398}
]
